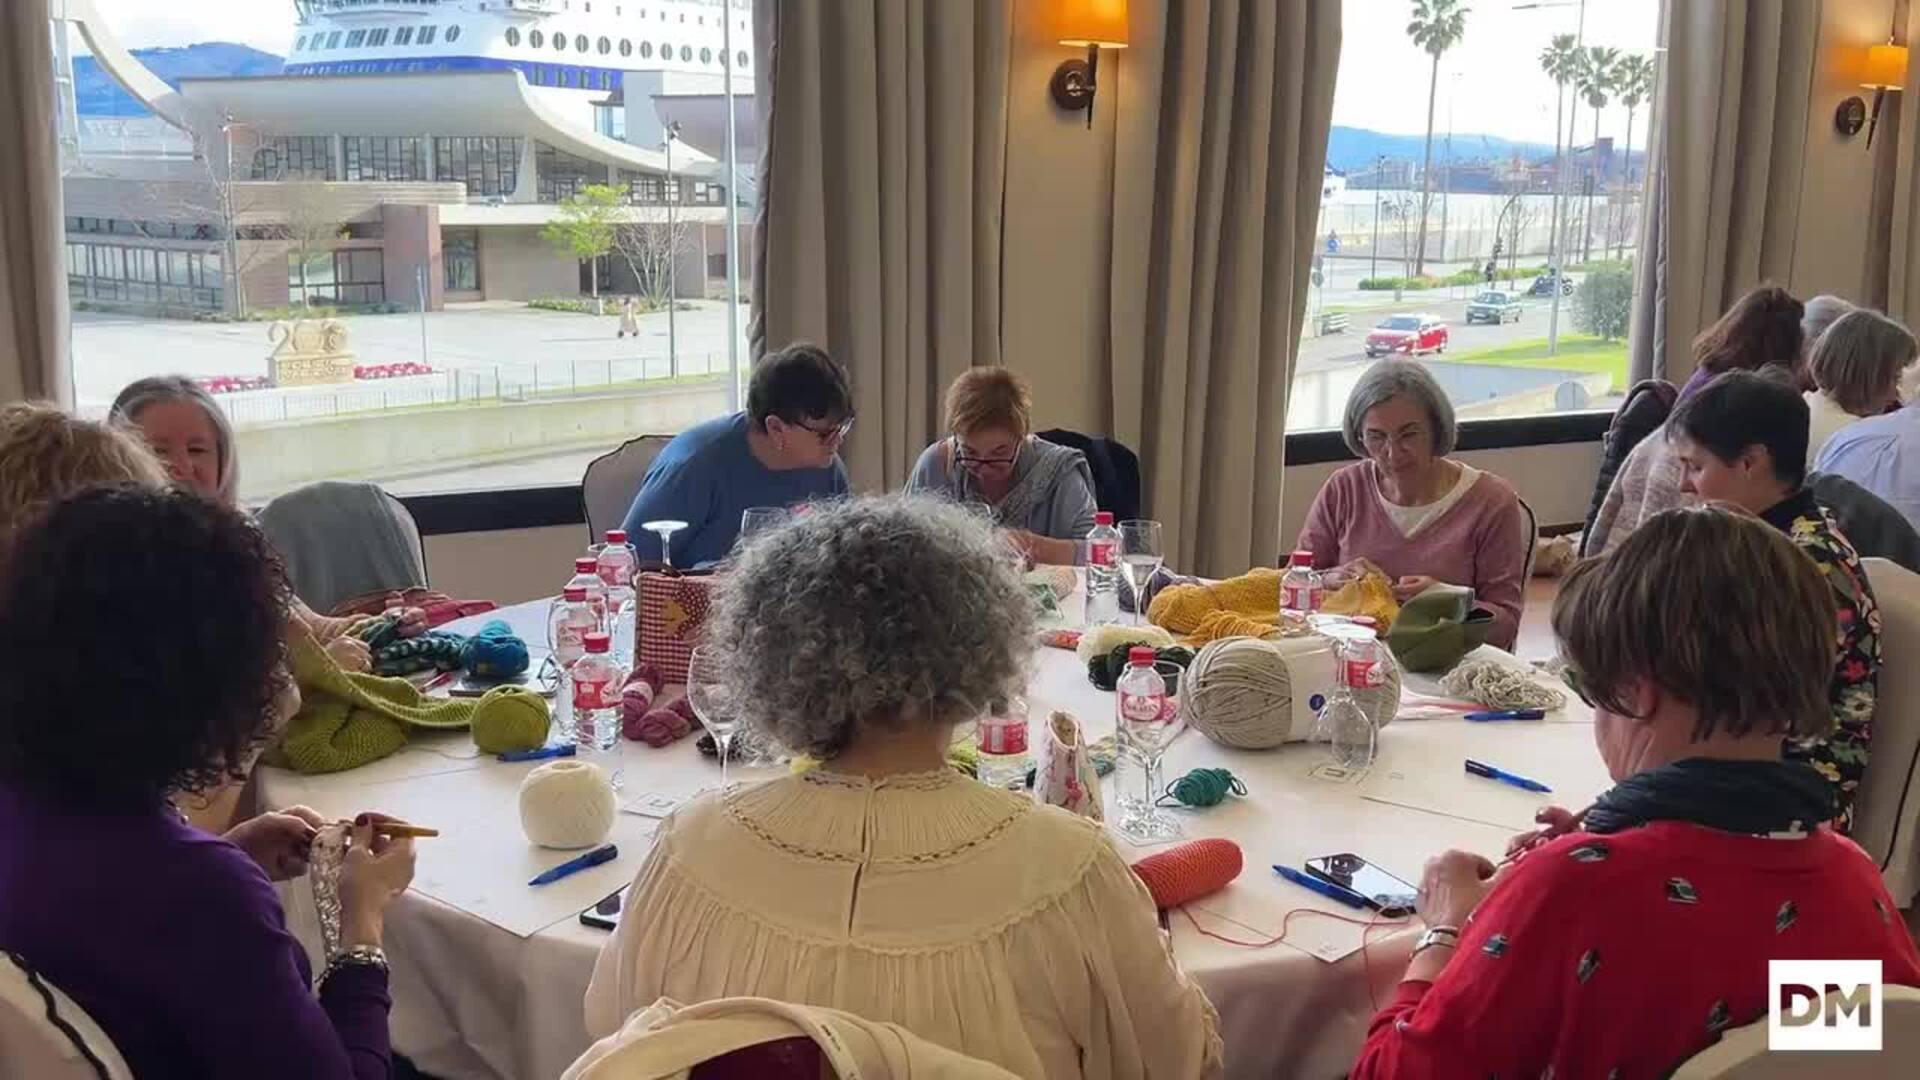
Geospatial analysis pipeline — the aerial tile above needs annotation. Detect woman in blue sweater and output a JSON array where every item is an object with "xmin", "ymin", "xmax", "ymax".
[{"xmin": 0, "ymin": 486, "xmax": 414, "ymax": 1079}]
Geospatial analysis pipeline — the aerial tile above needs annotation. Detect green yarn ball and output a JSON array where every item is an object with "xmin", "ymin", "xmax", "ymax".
[{"xmin": 470, "ymin": 686, "xmax": 551, "ymax": 754}]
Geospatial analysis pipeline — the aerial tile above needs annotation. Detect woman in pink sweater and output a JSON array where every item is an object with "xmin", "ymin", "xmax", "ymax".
[{"xmin": 1297, "ymin": 360, "xmax": 1527, "ymax": 650}]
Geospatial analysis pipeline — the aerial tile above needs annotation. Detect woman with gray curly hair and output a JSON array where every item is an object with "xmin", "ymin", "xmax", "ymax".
[{"xmin": 582, "ymin": 496, "xmax": 1222, "ymax": 1079}]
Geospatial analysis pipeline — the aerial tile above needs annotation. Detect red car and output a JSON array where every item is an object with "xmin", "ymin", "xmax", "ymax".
[{"xmin": 1364, "ymin": 314, "xmax": 1449, "ymax": 358}]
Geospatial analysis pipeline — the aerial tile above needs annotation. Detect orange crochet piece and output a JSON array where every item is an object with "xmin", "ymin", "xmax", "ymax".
[{"xmin": 1131, "ymin": 838, "xmax": 1244, "ymax": 910}]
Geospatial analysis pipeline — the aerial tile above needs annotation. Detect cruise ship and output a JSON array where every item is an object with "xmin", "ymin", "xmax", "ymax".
[{"xmin": 285, "ymin": 0, "xmax": 754, "ymax": 137}]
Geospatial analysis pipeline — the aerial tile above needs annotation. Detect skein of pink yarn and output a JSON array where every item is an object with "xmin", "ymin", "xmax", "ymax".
[{"xmin": 619, "ymin": 665, "xmax": 663, "ymax": 740}]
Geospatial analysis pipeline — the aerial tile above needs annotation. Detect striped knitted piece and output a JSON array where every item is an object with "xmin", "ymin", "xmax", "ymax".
[{"xmin": 267, "ymin": 630, "xmax": 479, "ymax": 774}]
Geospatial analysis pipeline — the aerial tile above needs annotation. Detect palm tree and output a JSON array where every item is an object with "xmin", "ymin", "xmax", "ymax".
[
  {"xmin": 1538, "ymin": 34, "xmax": 1581, "ymax": 269},
  {"xmin": 1406, "ymin": 0, "xmax": 1470, "ymax": 277},
  {"xmin": 1575, "ymin": 45, "xmax": 1620, "ymax": 263},
  {"xmin": 1612, "ymin": 52, "xmax": 1654, "ymax": 259}
]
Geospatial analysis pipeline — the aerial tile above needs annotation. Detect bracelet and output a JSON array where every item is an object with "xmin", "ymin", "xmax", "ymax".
[
  {"xmin": 319, "ymin": 944, "xmax": 389, "ymax": 990},
  {"xmin": 1412, "ymin": 926, "xmax": 1460, "ymax": 957}
]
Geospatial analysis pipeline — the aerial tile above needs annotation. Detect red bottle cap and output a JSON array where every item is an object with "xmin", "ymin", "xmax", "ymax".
[
  {"xmin": 1129, "ymin": 646, "xmax": 1158, "ymax": 665},
  {"xmin": 606, "ymin": 529, "xmax": 628, "ymax": 543},
  {"xmin": 1095, "ymin": 511, "xmax": 1115, "ymax": 526},
  {"xmin": 575, "ymin": 557, "xmax": 597, "ymax": 572},
  {"xmin": 563, "ymin": 586, "xmax": 587, "ymax": 601},
  {"xmin": 1289, "ymin": 550, "xmax": 1313, "ymax": 567},
  {"xmin": 583, "ymin": 632, "xmax": 610, "ymax": 653}
]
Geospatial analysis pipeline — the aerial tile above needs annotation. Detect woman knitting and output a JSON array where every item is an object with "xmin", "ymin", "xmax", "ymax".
[
  {"xmin": 583, "ymin": 496, "xmax": 1222, "ymax": 1078},
  {"xmin": 0, "ymin": 485, "xmax": 416, "ymax": 1079},
  {"xmin": 1295, "ymin": 360, "xmax": 1527, "ymax": 650},
  {"xmin": 907, "ymin": 368, "xmax": 1100, "ymax": 565}
]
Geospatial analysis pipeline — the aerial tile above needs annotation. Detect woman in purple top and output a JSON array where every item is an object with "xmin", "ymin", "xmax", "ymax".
[
  {"xmin": 1297, "ymin": 359, "xmax": 1528, "ymax": 650},
  {"xmin": 0, "ymin": 486, "xmax": 415, "ymax": 1080}
]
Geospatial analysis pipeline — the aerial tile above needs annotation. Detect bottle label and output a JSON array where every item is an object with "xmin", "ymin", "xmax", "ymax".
[
  {"xmin": 573, "ymin": 672, "xmax": 616, "ymax": 711},
  {"xmin": 597, "ymin": 565, "xmax": 626, "ymax": 588},
  {"xmin": 1342, "ymin": 657, "xmax": 1381, "ymax": 689},
  {"xmin": 1089, "ymin": 540, "xmax": 1115, "ymax": 569},
  {"xmin": 1119, "ymin": 690, "xmax": 1165, "ymax": 724},
  {"xmin": 1282, "ymin": 583, "xmax": 1322, "ymax": 612},
  {"xmin": 977, "ymin": 719, "xmax": 1028, "ymax": 756}
]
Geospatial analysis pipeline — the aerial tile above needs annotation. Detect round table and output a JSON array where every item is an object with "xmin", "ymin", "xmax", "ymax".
[{"xmin": 262, "ymin": 596, "xmax": 1611, "ymax": 1079}]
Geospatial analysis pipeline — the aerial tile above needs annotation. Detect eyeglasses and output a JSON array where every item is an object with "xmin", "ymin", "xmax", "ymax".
[
  {"xmin": 792, "ymin": 415, "xmax": 854, "ymax": 443},
  {"xmin": 953, "ymin": 438, "xmax": 1020, "ymax": 471},
  {"xmin": 1360, "ymin": 427, "xmax": 1428, "ymax": 454}
]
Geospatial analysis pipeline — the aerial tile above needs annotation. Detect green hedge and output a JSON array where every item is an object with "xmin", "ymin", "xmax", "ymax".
[{"xmin": 1358, "ymin": 263, "xmax": 1559, "ymax": 292}]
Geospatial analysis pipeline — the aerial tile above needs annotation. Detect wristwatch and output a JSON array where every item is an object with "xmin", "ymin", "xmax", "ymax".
[{"xmin": 1413, "ymin": 926, "xmax": 1460, "ymax": 957}]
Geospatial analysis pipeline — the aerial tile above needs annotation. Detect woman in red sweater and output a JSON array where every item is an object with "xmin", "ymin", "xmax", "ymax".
[
  {"xmin": 1351, "ymin": 506, "xmax": 1920, "ymax": 1079},
  {"xmin": 1296, "ymin": 359, "xmax": 1527, "ymax": 650}
]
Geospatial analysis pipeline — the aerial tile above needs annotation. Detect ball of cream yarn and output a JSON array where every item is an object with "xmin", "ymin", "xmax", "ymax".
[
  {"xmin": 518, "ymin": 759, "xmax": 616, "ymax": 849},
  {"xmin": 1183, "ymin": 636, "xmax": 1402, "ymax": 750}
]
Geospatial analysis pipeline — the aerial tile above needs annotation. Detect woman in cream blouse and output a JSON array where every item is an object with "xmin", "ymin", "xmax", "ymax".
[{"xmin": 583, "ymin": 496, "xmax": 1222, "ymax": 1079}]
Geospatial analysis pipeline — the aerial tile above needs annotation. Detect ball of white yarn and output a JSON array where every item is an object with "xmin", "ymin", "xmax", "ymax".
[
  {"xmin": 1183, "ymin": 636, "xmax": 1402, "ymax": 750},
  {"xmin": 518, "ymin": 759, "xmax": 616, "ymax": 849}
]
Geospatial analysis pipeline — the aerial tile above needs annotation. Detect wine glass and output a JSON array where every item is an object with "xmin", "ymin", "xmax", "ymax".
[
  {"xmin": 642, "ymin": 519, "xmax": 689, "ymax": 570},
  {"xmin": 685, "ymin": 646, "xmax": 739, "ymax": 786},
  {"xmin": 1118, "ymin": 520, "xmax": 1164, "ymax": 626},
  {"xmin": 1115, "ymin": 669, "xmax": 1185, "ymax": 844},
  {"xmin": 738, "ymin": 506, "xmax": 789, "ymax": 544}
]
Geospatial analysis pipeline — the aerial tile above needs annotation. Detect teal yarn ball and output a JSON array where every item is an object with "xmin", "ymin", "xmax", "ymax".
[
  {"xmin": 471, "ymin": 686, "xmax": 551, "ymax": 754},
  {"xmin": 461, "ymin": 620, "xmax": 530, "ymax": 678}
]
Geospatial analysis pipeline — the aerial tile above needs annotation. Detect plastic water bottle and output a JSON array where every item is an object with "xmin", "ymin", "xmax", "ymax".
[
  {"xmin": 546, "ymin": 586, "xmax": 597, "ymax": 740},
  {"xmin": 1280, "ymin": 550, "xmax": 1323, "ymax": 624},
  {"xmin": 1084, "ymin": 511, "xmax": 1122, "ymax": 626},
  {"xmin": 1313, "ymin": 637, "xmax": 1377, "ymax": 770},
  {"xmin": 572, "ymin": 632, "xmax": 625, "ymax": 790},
  {"xmin": 596, "ymin": 529, "xmax": 638, "ymax": 666},
  {"xmin": 976, "ymin": 696, "xmax": 1031, "ymax": 793},
  {"xmin": 567, "ymin": 556, "xmax": 609, "ymax": 631}
]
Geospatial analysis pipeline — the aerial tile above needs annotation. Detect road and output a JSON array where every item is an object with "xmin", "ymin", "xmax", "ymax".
[{"xmin": 1296, "ymin": 290, "xmax": 1574, "ymax": 374}]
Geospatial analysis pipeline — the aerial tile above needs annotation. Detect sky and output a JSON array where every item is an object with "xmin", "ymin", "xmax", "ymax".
[{"xmin": 86, "ymin": 0, "xmax": 1660, "ymax": 147}]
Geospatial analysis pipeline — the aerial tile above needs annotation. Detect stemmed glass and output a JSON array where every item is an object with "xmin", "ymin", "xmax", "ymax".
[
  {"xmin": 685, "ymin": 646, "xmax": 739, "ymax": 786},
  {"xmin": 1115, "ymin": 668, "xmax": 1185, "ymax": 844},
  {"xmin": 738, "ymin": 506, "xmax": 789, "ymax": 544},
  {"xmin": 1118, "ymin": 520, "xmax": 1164, "ymax": 626},
  {"xmin": 643, "ymin": 519, "xmax": 689, "ymax": 570}
]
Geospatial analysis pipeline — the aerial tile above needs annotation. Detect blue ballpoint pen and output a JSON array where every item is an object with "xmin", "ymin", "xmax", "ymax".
[
  {"xmin": 529, "ymin": 843, "xmax": 619, "ymax": 886},
  {"xmin": 1463, "ymin": 709, "xmax": 1546, "ymax": 722},
  {"xmin": 1273, "ymin": 865, "xmax": 1370, "ymax": 909},
  {"xmin": 499, "ymin": 744, "xmax": 577, "ymax": 763},
  {"xmin": 1465, "ymin": 758, "xmax": 1553, "ymax": 793}
]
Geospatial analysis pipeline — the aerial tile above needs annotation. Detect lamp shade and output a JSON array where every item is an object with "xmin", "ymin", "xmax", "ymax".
[
  {"xmin": 1057, "ymin": 0, "xmax": 1129, "ymax": 49},
  {"xmin": 1862, "ymin": 43, "xmax": 1909, "ymax": 90}
]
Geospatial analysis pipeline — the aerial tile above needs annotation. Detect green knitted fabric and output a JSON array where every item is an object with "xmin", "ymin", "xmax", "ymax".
[{"xmin": 267, "ymin": 631, "xmax": 479, "ymax": 774}]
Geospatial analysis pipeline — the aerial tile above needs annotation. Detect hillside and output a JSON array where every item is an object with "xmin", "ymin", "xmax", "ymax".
[
  {"xmin": 1326, "ymin": 126, "xmax": 1558, "ymax": 171},
  {"xmin": 75, "ymin": 42, "xmax": 283, "ymax": 115}
]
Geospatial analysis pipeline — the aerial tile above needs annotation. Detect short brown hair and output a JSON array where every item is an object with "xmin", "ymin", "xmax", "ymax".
[
  {"xmin": 0, "ymin": 402, "xmax": 171, "ymax": 539},
  {"xmin": 1693, "ymin": 284, "xmax": 1805, "ymax": 377},
  {"xmin": 1809, "ymin": 309, "xmax": 1918, "ymax": 415},
  {"xmin": 1552, "ymin": 505, "xmax": 1836, "ymax": 741},
  {"xmin": 944, "ymin": 368, "xmax": 1032, "ymax": 438}
]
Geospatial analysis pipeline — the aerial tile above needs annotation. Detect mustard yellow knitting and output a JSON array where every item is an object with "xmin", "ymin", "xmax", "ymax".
[
  {"xmin": 1146, "ymin": 566, "xmax": 1400, "ymax": 646},
  {"xmin": 1322, "ymin": 569, "xmax": 1400, "ymax": 628},
  {"xmin": 266, "ymin": 629, "xmax": 478, "ymax": 774}
]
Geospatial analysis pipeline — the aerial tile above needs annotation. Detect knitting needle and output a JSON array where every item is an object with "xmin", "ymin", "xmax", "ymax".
[{"xmin": 335, "ymin": 819, "xmax": 441, "ymax": 839}]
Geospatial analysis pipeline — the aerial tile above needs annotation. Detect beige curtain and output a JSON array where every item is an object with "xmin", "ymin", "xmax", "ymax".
[
  {"xmin": 0, "ymin": 0, "xmax": 72, "ymax": 405},
  {"xmin": 751, "ymin": 0, "xmax": 1010, "ymax": 490},
  {"xmin": 1879, "ymin": 1, "xmax": 1920, "ymax": 321},
  {"xmin": 1106, "ymin": 0, "xmax": 1339, "ymax": 576},
  {"xmin": 1628, "ymin": 0, "xmax": 1817, "ymax": 386}
]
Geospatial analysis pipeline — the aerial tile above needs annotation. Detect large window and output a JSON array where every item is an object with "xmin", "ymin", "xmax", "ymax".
[
  {"xmin": 59, "ymin": 4, "xmax": 757, "ymax": 500},
  {"xmin": 434, "ymin": 136, "xmax": 522, "ymax": 197},
  {"xmin": 1292, "ymin": 0, "xmax": 1660, "ymax": 433},
  {"xmin": 343, "ymin": 136, "xmax": 428, "ymax": 182}
]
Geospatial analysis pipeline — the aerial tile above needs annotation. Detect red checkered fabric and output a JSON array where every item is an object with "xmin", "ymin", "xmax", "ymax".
[{"xmin": 638, "ymin": 570, "xmax": 716, "ymax": 684}]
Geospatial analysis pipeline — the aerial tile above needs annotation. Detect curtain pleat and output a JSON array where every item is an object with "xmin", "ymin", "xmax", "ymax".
[{"xmin": 0, "ymin": 0, "xmax": 73, "ymax": 406}]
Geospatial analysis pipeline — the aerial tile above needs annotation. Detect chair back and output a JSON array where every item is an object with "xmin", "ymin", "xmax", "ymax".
[
  {"xmin": 1671, "ymin": 984, "xmax": 1920, "ymax": 1078},
  {"xmin": 0, "ymin": 951, "xmax": 132, "ymax": 1080},
  {"xmin": 257, "ymin": 481, "xmax": 427, "ymax": 614},
  {"xmin": 1857, "ymin": 558, "xmax": 1920, "ymax": 905},
  {"xmin": 1516, "ymin": 495, "xmax": 1539, "ymax": 583},
  {"xmin": 1036, "ymin": 429, "xmax": 1142, "ymax": 523},
  {"xmin": 583, "ymin": 435, "xmax": 673, "ymax": 541}
]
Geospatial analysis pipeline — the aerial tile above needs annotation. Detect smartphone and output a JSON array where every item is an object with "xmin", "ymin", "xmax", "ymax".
[
  {"xmin": 450, "ymin": 671, "xmax": 550, "ymax": 698},
  {"xmin": 1304, "ymin": 853, "xmax": 1417, "ymax": 917},
  {"xmin": 579, "ymin": 886, "xmax": 626, "ymax": 931}
]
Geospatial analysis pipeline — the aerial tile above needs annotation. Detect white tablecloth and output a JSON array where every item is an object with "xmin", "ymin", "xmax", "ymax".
[{"xmin": 260, "ymin": 598, "xmax": 1611, "ymax": 1080}]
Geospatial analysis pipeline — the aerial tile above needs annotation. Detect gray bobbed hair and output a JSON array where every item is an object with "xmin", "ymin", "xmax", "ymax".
[
  {"xmin": 707, "ymin": 494, "xmax": 1036, "ymax": 761},
  {"xmin": 109, "ymin": 375, "xmax": 239, "ymax": 504},
  {"xmin": 1341, "ymin": 359, "xmax": 1458, "ymax": 457}
]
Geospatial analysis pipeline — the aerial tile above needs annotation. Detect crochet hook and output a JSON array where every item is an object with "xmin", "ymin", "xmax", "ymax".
[
  {"xmin": 1463, "ymin": 709, "xmax": 1546, "ymax": 722},
  {"xmin": 335, "ymin": 819, "xmax": 440, "ymax": 839},
  {"xmin": 530, "ymin": 843, "xmax": 619, "ymax": 887}
]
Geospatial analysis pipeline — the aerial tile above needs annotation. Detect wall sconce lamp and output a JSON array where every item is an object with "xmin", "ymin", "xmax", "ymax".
[
  {"xmin": 1050, "ymin": 0, "xmax": 1129, "ymax": 128},
  {"xmin": 1861, "ymin": 41, "xmax": 1908, "ymax": 149}
]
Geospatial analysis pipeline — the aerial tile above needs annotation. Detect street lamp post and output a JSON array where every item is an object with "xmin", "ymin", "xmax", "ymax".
[
  {"xmin": 1370, "ymin": 155, "xmax": 1384, "ymax": 280},
  {"xmin": 1516, "ymin": 0, "xmax": 1586, "ymax": 358},
  {"xmin": 663, "ymin": 121, "xmax": 680, "ymax": 374}
]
